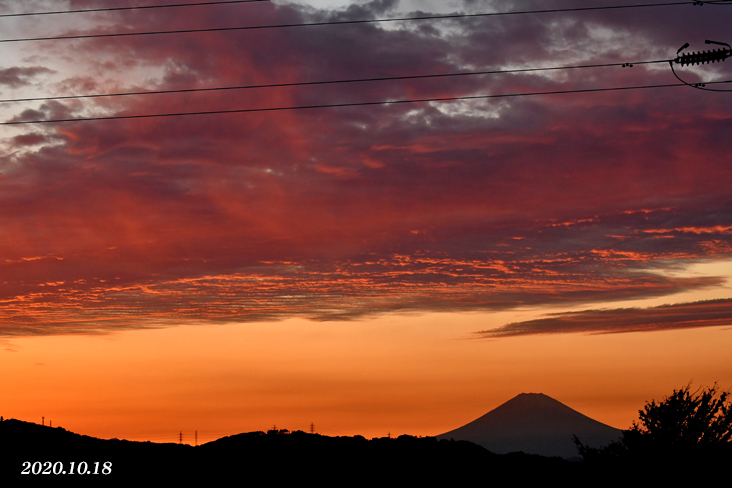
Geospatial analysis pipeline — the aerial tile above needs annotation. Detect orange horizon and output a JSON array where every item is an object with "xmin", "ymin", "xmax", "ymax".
[{"xmin": 2, "ymin": 314, "xmax": 730, "ymax": 446}]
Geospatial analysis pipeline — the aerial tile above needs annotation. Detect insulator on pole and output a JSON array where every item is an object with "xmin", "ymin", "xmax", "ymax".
[
  {"xmin": 673, "ymin": 40, "xmax": 732, "ymax": 66},
  {"xmin": 669, "ymin": 39, "xmax": 732, "ymax": 92}
]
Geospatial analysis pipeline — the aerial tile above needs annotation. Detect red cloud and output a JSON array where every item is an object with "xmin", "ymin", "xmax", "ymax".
[{"xmin": 1, "ymin": 1, "xmax": 732, "ymax": 336}]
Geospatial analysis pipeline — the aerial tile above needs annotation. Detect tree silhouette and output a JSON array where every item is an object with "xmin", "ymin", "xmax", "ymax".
[
  {"xmin": 629, "ymin": 383, "xmax": 731, "ymax": 447},
  {"xmin": 575, "ymin": 384, "xmax": 732, "ymax": 464}
]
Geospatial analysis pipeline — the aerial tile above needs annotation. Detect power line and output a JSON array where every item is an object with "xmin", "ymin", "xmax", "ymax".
[
  {"xmin": 0, "ymin": 0, "xmax": 269, "ymax": 18},
  {"xmin": 0, "ymin": 2, "xmax": 702, "ymax": 44},
  {"xmin": 0, "ymin": 58, "xmax": 670, "ymax": 104},
  {"xmin": 4, "ymin": 0, "xmax": 730, "ymax": 19},
  {"xmin": 4, "ymin": 79, "xmax": 730, "ymax": 125}
]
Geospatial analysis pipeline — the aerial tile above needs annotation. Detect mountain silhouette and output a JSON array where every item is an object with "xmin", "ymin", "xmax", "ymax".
[{"xmin": 437, "ymin": 393, "xmax": 622, "ymax": 459}]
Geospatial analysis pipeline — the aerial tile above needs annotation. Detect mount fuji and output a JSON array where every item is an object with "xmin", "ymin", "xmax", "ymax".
[{"xmin": 437, "ymin": 393, "xmax": 622, "ymax": 459}]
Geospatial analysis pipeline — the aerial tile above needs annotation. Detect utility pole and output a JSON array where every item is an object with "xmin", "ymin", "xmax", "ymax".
[
  {"xmin": 195, "ymin": 431, "xmax": 198, "ymax": 446},
  {"xmin": 179, "ymin": 431, "xmax": 183, "ymax": 444},
  {"xmin": 310, "ymin": 422, "xmax": 315, "ymax": 434},
  {"xmin": 42, "ymin": 417, "xmax": 44, "ymax": 426}
]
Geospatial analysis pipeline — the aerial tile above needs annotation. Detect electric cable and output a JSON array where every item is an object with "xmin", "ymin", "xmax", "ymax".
[
  {"xmin": 4, "ymin": 0, "xmax": 731, "ymax": 19},
  {"xmin": 0, "ymin": 58, "xmax": 670, "ymax": 105},
  {"xmin": 4, "ymin": 79, "xmax": 731, "ymax": 126},
  {"xmin": 0, "ymin": 0, "xmax": 269, "ymax": 18},
  {"xmin": 0, "ymin": 2, "xmax": 708, "ymax": 44}
]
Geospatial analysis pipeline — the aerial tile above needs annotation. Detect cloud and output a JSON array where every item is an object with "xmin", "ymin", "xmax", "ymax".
[
  {"xmin": 0, "ymin": 66, "xmax": 54, "ymax": 88},
  {"xmin": 478, "ymin": 298, "xmax": 732, "ymax": 338},
  {"xmin": 1, "ymin": 0, "xmax": 731, "ymax": 335}
]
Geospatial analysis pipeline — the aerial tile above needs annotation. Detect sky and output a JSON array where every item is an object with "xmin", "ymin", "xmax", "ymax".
[{"xmin": 1, "ymin": 0, "xmax": 731, "ymax": 444}]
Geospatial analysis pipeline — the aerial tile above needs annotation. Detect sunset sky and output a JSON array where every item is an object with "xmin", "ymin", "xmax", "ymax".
[{"xmin": 1, "ymin": 0, "xmax": 731, "ymax": 444}]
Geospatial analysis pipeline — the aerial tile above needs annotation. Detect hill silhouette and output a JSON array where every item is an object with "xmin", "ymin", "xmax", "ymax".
[
  {"xmin": 0, "ymin": 418, "xmax": 581, "ymax": 482},
  {"xmin": 438, "ymin": 393, "xmax": 622, "ymax": 459},
  {"xmin": 0, "ymin": 418, "xmax": 190, "ymax": 481}
]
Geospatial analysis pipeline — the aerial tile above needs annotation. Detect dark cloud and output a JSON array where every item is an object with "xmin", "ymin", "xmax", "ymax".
[
  {"xmin": 0, "ymin": 66, "xmax": 54, "ymax": 88},
  {"xmin": 6, "ymin": 100, "xmax": 79, "ymax": 123},
  {"xmin": 479, "ymin": 298, "xmax": 732, "ymax": 337},
  {"xmin": 11, "ymin": 132, "xmax": 55, "ymax": 147}
]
